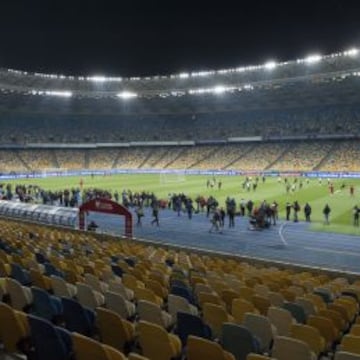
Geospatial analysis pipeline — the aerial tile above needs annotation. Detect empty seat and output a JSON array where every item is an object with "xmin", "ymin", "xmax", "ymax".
[
  {"xmin": 267, "ymin": 306, "xmax": 295, "ymax": 337},
  {"xmin": 96, "ymin": 307, "xmax": 135, "ymax": 353},
  {"xmin": 105, "ymin": 291, "xmax": 136, "ymax": 320},
  {"xmin": 222, "ymin": 323, "xmax": 261, "ymax": 360},
  {"xmin": 272, "ymin": 336, "xmax": 316, "ymax": 360},
  {"xmin": 187, "ymin": 335, "xmax": 235, "ymax": 360},
  {"xmin": 28, "ymin": 314, "xmax": 72, "ymax": 360},
  {"xmin": 176, "ymin": 311, "xmax": 212, "ymax": 345},
  {"xmin": 137, "ymin": 300, "xmax": 173, "ymax": 329},
  {"xmin": 138, "ymin": 320, "xmax": 181, "ymax": 360}
]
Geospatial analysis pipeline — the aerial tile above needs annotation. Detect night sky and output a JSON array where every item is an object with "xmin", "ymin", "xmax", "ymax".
[{"xmin": 0, "ymin": 0, "xmax": 359, "ymax": 77}]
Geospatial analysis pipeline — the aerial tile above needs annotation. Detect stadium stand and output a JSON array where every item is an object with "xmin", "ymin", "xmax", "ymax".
[
  {"xmin": 0, "ymin": 217, "xmax": 360, "ymax": 359},
  {"xmin": 1, "ymin": 49, "xmax": 360, "ymax": 360}
]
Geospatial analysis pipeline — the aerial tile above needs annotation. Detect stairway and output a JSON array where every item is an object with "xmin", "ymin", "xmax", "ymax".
[
  {"xmin": 264, "ymin": 144, "xmax": 290, "ymax": 170},
  {"xmin": 223, "ymin": 145, "xmax": 255, "ymax": 169},
  {"xmin": 190, "ymin": 147, "xmax": 220, "ymax": 169},
  {"xmin": 15, "ymin": 151, "xmax": 31, "ymax": 171},
  {"xmin": 313, "ymin": 143, "xmax": 337, "ymax": 170},
  {"xmin": 163, "ymin": 148, "xmax": 187, "ymax": 169}
]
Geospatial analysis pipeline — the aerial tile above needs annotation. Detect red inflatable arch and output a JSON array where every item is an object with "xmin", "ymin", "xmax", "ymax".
[{"xmin": 79, "ymin": 198, "xmax": 133, "ymax": 238}]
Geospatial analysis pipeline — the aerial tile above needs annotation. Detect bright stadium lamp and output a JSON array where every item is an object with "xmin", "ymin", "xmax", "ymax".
[
  {"xmin": 264, "ymin": 61, "xmax": 277, "ymax": 70},
  {"xmin": 45, "ymin": 90, "xmax": 73, "ymax": 97},
  {"xmin": 179, "ymin": 72, "xmax": 190, "ymax": 79},
  {"xmin": 345, "ymin": 48, "xmax": 359, "ymax": 56},
  {"xmin": 88, "ymin": 76, "xmax": 107, "ymax": 82},
  {"xmin": 213, "ymin": 85, "xmax": 226, "ymax": 94},
  {"xmin": 116, "ymin": 91, "xmax": 138, "ymax": 99},
  {"xmin": 304, "ymin": 54, "xmax": 322, "ymax": 64}
]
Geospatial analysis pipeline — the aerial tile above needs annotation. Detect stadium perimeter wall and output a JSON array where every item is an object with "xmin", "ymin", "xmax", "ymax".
[{"xmin": 1, "ymin": 168, "xmax": 360, "ymax": 179}]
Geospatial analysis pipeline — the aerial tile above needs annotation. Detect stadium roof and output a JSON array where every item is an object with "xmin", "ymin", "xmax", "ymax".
[{"xmin": 1, "ymin": 49, "xmax": 360, "ymax": 115}]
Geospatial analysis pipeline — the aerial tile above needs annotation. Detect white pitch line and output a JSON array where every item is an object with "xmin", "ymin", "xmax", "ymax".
[
  {"xmin": 278, "ymin": 222, "xmax": 288, "ymax": 246},
  {"xmin": 304, "ymin": 246, "xmax": 360, "ymax": 257}
]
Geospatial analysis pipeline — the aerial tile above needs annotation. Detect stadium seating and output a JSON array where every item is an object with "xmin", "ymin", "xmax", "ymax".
[{"xmin": 0, "ymin": 217, "xmax": 360, "ymax": 360}]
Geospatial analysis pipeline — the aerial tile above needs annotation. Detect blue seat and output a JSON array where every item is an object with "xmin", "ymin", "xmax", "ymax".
[
  {"xmin": 176, "ymin": 312, "xmax": 212, "ymax": 345},
  {"xmin": 171, "ymin": 285, "xmax": 195, "ymax": 305},
  {"xmin": 314, "ymin": 289, "xmax": 332, "ymax": 304},
  {"xmin": 170, "ymin": 279, "xmax": 188, "ymax": 289},
  {"xmin": 61, "ymin": 297, "xmax": 95, "ymax": 336},
  {"xmin": 31, "ymin": 286, "xmax": 63, "ymax": 322},
  {"xmin": 124, "ymin": 257, "xmax": 136, "ymax": 267},
  {"xmin": 283, "ymin": 302, "xmax": 307, "ymax": 324},
  {"xmin": 111, "ymin": 264, "xmax": 124, "ymax": 278},
  {"xmin": 221, "ymin": 323, "xmax": 261, "ymax": 360},
  {"xmin": 44, "ymin": 263, "xmax": 64, "ymax": 278},
  {"xmin": 35, "ymin": 252, "xmax": 48, "ymax": 264},
  {"xmin": 28, "ymin": 314, "xmax": 72, "ymax": 360},
  {"xmin": 11, "ymin": 263, "xmax": 31, "ymax": 286}
]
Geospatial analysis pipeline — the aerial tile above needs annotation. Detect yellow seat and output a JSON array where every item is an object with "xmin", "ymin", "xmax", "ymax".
[
  {"xmin": 203, "ymin": 303, "xmax": 234, "ymax": 338},
  {"xmin": 137, "ymin": 320, "xmax": 181, "ymax": 360},
  {"xmin": 350, "ymin": 325, "xmax": 360, "ymax": 336},
  {"xmin": 291, "ymin": 323, "xmax": 326, "ymax": 356},
  {"xmin": 221, "ymin": 289, "xmax": 240, "ymax": 312},
  {"xmin": 134, "ymin": 287, "xmax": 163, "ymax": 306},
  {"xmin": 123, "ymin": 274, "xmax": 145, "ymax": 292},
  {"xmin": 128, "ymin": 353, "xmax": 150, "ymax": 360},
  {"xmin": 238, "ymin": 286, "xmax": 255, "ymax": 302},
  {"xmin": 307, "ymin": 315, "xmax": 338, "ymax": 348},
  {"xmin": 103, "ymin": 344, "xmax": 127, "ymax": 360},
  {"xmin": 318, "ymin": 309, "xmax": 346, "ymax": 332},
  {"xmin": 30, "ymin": 268, "xmax": 52, "ymax": 291},
  {"xmin": 0, "ymin": 303, "xmax": 29, "ymax": 353},
  {"xmin": 232, "ymin": 298, "xmax": 259, "ymax": 323},
  {"xmin": 341, "ymin": 335, "xmax": 360, "ymax": 355},
  {"xmin": 72, "ymin": 332, "xmax": 109, "ymax": 360},
  {"xmin": 198, "ymin": 291, "xmax": 224, "ymax": 308},
  {"xmin": 246, "ymin": 354, "xmax": 274, "ymax": 360},
  {"xmin": 251, "ymin": 295, "xmax": 271, "ymax": 316},
  {"xmin": 145, "ymin": 279, "xmax": 168, "ymax": 299},
  {"xmin": 187, "ymin": 335, "xmax": 235, "ymax": 360},
  {"xmin": 96, "ymin": 307, "xmax": 135, "ymax": 352}
]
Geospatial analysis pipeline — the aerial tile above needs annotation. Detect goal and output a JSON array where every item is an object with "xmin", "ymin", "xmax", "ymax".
[
  {"xmin": 159, "ymin": 170, "xmax": 186, "ymax": 184},
  {"xmin": 41, "ymin": 168, "xmax": 68, "ymax": 178}
]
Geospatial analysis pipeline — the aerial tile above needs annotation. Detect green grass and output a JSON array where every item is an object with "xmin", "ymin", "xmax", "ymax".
[{"xmin": 7, "ymin": 174, "xmax": 360, "ymax": 235}]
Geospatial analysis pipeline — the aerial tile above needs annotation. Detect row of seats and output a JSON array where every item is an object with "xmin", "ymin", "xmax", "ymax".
[
  {"xmin": 1, "ymin": 218, "xmax": 360, "ymax": 360},
  {"xmin": 1, "ymin": 140, "xmax": 360, "ymax": 172}
]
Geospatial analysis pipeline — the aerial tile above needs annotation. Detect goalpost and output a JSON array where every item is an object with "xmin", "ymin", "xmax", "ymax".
[
  {"xmin": 159, "ymin": 170, "xmax": 186, "ymax": 184},
  {"xmin": 41, "ymin": 168, "xmax": 68, "ymax": 178}
]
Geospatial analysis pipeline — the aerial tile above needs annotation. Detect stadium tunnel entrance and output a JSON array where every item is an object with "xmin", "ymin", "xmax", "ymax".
[{"xmin": 79, "ymin": 198, "xmax": 132, "ymax": 238}]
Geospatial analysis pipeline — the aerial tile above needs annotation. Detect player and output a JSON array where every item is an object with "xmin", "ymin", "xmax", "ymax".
[
  {"xmin": 79, "ymin": 178, "xmax": 84, "ymax": 190},
  {"xmin": 350, "ymin": 185, "xmax": 355, "ymax": 197}
]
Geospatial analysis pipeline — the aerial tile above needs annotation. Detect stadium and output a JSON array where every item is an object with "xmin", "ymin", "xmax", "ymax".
[{"xmin": 1, "ymin": 4, "xmax": 360, "ymax": 359}]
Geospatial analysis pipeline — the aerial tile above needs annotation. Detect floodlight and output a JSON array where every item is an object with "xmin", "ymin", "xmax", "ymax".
[
  {"xmin": 88, "ymin": 76, "xmax": 107, "ymax": 82},
  {"xmin": 304, "ymin": 54, "xmax": 322, "ymax": 64},
  {"xmin": 179, "ymin": 73, "xmax": 189, "ymax": 79},
  {"xmin": 264, "ymin": 61, "xmax": 277, "ymax": 70},
  {"xmin": 116, "ymin": 91, "xmax": 138, "ymax": 99},
  {"xmin": 45, "ymin": 90, "xmax": 72, "ymax": 97},
  {"xmin": 345, "ymin": 48, "xmax": 359, "ymax": 56},
  {"xmin": 213, "ymin": 85, "xmax": 226, "ymax": 94}
]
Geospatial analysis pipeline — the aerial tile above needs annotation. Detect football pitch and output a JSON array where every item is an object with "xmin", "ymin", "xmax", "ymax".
[{"xmin": 7, "ymin": 173, "xmax": 360, "ymax": 236}]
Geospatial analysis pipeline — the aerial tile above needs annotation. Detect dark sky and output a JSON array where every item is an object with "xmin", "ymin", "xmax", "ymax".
[{"xmin": 0, "ymin": 0, "xmax": 359, "ymax": 77}]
